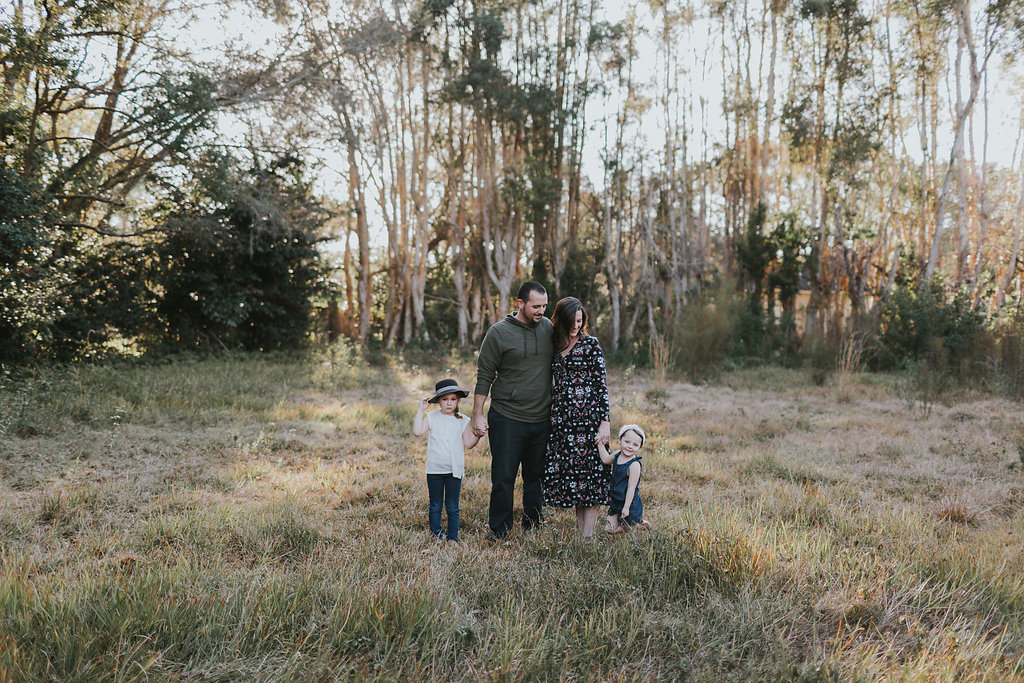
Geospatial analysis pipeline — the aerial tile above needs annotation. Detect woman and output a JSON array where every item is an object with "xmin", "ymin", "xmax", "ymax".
[{"xmin": 543, "ymin": 297, "xmax": 611, "ymax": 538}]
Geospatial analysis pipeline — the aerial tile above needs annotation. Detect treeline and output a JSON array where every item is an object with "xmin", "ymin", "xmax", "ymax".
[
  {"xmin": 3, "ymin": 0, "xmax": 1024, "ymax": 382},
  {"xmin": 2, "ymin": 0, "xmax": 329, "ymax": 361}
]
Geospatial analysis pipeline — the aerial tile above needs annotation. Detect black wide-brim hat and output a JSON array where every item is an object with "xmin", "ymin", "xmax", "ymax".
[{"xmin": 428, "ymin": 378, "xmax": 470, "ymax": 403}]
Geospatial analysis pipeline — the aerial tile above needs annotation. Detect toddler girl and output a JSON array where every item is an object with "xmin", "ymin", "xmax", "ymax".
[
  {"xmin": 413, "ymin": 378, "xmax": 481, "ymax": 543},
  {"xmin": 597, "ymin": 424, "xmax": 650, "ymax": 533}
]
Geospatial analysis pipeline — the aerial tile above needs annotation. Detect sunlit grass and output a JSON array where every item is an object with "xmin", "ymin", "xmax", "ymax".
[{"xmin": 0, "ymin": 352, "xmax": 1022, "ymax": 679}]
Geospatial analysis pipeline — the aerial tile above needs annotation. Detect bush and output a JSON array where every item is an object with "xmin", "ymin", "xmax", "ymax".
[
  {"xmin": 876, "ymin": 278, "xmax": 987, "ymax": 378},
  {"xmin": 2, "ymin": 153, "xmax": 330, "ymax": 364},
  {"xmin": 988, "ymin": 315, "xmax": 1024, "ymax": 400},
  {"xmin": 45, "ymin": 239, "xmax": 154, "ymax": 362},
  {"xmin": 422, "ymin": 253, "xmax": 460, "ymax": 343},
  {"xmin": 151, "ymin": 154, "xmax": 328, "ymax": 352},
  {"xmin": 0, "ymin": 166, "xmax": 55, "ymax": 364},
  {"xmin": 670, "ymin": 280, "xmax": 746, "ymax": 381}
]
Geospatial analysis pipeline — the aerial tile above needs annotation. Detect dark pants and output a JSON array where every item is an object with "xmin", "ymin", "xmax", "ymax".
[
  {"xmin": 487, "ymin": 408, "xmax": 549, "ymax": 536},
  {"xmin": 427, "ymin": 473, "xmax": 461, "ymax": 541}
]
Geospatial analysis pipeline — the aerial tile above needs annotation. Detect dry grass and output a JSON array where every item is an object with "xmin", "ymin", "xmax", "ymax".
[{"xmin": 0, "ymin": 353, "xmax": 1023, "ymax": 680}]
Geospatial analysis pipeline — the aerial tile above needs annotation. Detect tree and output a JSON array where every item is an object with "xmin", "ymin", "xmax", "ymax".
[{"xmin": 152, "ymin": 153, "xmax": 329, "ymax": 351}]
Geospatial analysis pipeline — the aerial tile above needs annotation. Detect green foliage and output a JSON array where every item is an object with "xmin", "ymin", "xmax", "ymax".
[
  {"xmin": 1, "ymin": 217, "xmax": 155, "ymax": 364},
  {"xmin": 0, "ymin": 166, "xmax": 140, "ymax": 364},
  {"xmin": 0, "ymin": 166, "xmax": 51, "ymax": 363},
  {"xmin": 731, "ymin": 206, "xmax": 807, "ymax": 364},
  {"xmin": 735, "ymin": 203, "xmax": 772, "ymax": 300},
  {"xmin": 986, "ymin": 313, "xmax": 1024, "ymax": 400},
  {"xmin": 2, "ymin": 150, "xmax": 329, "ymax": 363},
  {"xmin": 876, "ymin": 275, "xmax": 987, "ymax": 377},
  {"xmin": 423, "ymin": 253, "xmax": 459, "ymax": 341},
  {"xmin": 152, "ymin": 153, "xmax": 329, "ymax": 352},
  {"xmin": 0, "ymin": 0, "xmax": 126, "ymax": 89},
  {"xmin": 44, "ymin": 238, "xmax": 154, "ymax": 362},
  {"xmin": 768, "ymin": 215, "xmax": 807, "ymax": 309},
  {"xmin": 0, "ymin": 0, "xmax": 239, "ymax": 365},
  {"xmin": 558, "ymin": 240, "xmax": 605, "ymax": 308}
]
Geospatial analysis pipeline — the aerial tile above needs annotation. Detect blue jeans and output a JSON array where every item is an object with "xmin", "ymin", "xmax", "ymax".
[
  {"xmin": 487, "ymin": 408, "xmax": 549, "ymax": 536},
  {"xmin": 427, "ymin": 473, "xmax": 461, "ymax": 541}
]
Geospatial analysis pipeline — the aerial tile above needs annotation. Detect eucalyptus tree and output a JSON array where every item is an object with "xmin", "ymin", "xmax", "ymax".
[
  {"xmin": 647, "ymin": 0, "xmax": 697, "ymax": 319},
  {"xmin": 594, "ymin": 12, "xmax": 637, "ymax": 352},
  {"xmin": 780, "ymin": 0, "xmax": 881, "ymax": 336},
  {"xmin": 991, "ymin": 119, "xmax": 1024, "ymax": 312},
  {"xmin": 287, "ymin": 0, "xmax": 437, "ymax": 345},
  {"xmin": 923, "ymin": 0, "xmax": 1022, "ymax": 285}
]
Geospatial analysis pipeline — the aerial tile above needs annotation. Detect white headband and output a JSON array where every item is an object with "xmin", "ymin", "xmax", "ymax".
[{"xmin": 618, "ymin": 424, "xmax": 646, "ymax": 447}]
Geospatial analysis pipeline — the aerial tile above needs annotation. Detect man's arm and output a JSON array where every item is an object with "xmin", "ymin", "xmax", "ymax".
[
  {"xmin": 472, "ymin": 326, "xmax": 501, "ymax": 437},
  {"xmin": 471, "ymin": 393, "xmax": 488, "ymax": 437}
]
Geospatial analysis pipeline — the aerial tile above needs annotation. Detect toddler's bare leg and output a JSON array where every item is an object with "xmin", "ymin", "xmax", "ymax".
[{"xmin": 606, "ymin": 515, "xmax": 627, "ymax": 534}]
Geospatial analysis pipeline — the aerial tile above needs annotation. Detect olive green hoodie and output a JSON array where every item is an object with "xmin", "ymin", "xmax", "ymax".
[{"xmin": 474, "ymin": 313, "xmax": 554, "ymax": 423}]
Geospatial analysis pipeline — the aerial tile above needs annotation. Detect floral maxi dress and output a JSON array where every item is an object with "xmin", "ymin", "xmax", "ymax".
[{"xmin": 543, "ymin": 334, "xmax": 611, "ymax": 507}]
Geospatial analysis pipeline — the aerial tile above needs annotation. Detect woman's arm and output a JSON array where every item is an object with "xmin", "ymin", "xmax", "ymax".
[
  {"xmin": 412, "ymin": 398, "xmax": 430, "ymax": 436},
  {"xmin": 591, "ymin": 338, "xmax": 611, "ymax": 444},
  {"xmin": 620, "ymin": 461, "xmax": 642, "ymax": 519},
  {"xmin": 596, "ymin": 439, "xmax": 614, "ymax": 466}
]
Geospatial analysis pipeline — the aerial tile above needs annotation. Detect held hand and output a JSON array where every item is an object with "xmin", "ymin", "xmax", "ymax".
[
  {"xmin": 472, "ymin": 413, "xmax": 488, "ymax": 437},
  {"xmin": 619, "ymin": 509, "xmax": 629, "ymax": 521},
  {"xmin": 419, "ymin": 398, "xmax": 431, "ymax": 411},
  {"xmin": 597, "ymin": 420, "xmax": 610, "ymax": 445}
]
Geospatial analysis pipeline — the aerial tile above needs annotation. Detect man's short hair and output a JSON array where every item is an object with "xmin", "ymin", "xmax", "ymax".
[{"xmin": 517, "ymin": 281, "xmax": 547, "ymax": 302}]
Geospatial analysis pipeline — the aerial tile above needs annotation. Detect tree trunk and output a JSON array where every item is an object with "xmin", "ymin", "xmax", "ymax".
[
  {"xmin": 993, "ymin": 161, "xmax": 1024, "ymax": 312},
  {"xmin": 343, "ymin": 115, "xmax": 372, "ymax": 344},
  {"xmin": 925, "ymin": 0, "xmax": 984, "ymax": 284}
]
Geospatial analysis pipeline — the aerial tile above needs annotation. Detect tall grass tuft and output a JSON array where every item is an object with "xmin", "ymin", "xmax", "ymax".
[
  {"xmin": 227, "ymin": 502, "xmax": 324, "ymax": 563},
  {"xmin": 935, "ymin": 495, "xmax": 979, "ymax": 526},
  {"xmin": 836, "ymin": 332, "xmax": 865, "ymax": 402}
]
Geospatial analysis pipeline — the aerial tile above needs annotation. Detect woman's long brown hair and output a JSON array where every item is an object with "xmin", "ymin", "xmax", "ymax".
[{"xmin": 551, "ymin": 297, "xmax": 588, "ymax": 354}]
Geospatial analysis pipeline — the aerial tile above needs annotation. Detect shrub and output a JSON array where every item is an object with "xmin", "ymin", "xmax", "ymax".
[
  {"xmin": 988, "ymin": 315, "xmax": 1024, "ymax": 400},
  {"xmin": 670, "ymin": 280, "xmax": 746, "ymax": 381},
  {"xmin": 876, "ymin": 278, "xmax": 987, "ymax": 378},
  {"xmin": 0, "ymin": 166, "xmax": 56, "ymax": 364},
  {"xmin": 151, "ymin": 153, "xmax": 328, "ymax": 352}
]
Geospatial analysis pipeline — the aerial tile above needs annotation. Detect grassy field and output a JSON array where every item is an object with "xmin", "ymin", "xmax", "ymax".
[{"xmin": 1, "ymin": 349, "xmax": 1023, "ymax": 681}]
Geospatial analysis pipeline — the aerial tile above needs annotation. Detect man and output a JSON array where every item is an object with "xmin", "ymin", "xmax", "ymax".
[{"xmin": 472, "ymin": 281, "xmax": 553, "ymax": 539}]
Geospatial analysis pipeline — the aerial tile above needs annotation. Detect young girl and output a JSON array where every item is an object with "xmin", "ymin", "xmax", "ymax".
[
  {"xmin": 597, "ymin": 424, "xmax": 650, "ymax": 533},
  {"xmin": 413, "ymin": 378, "xmax": 481, "ymax": 543}
]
